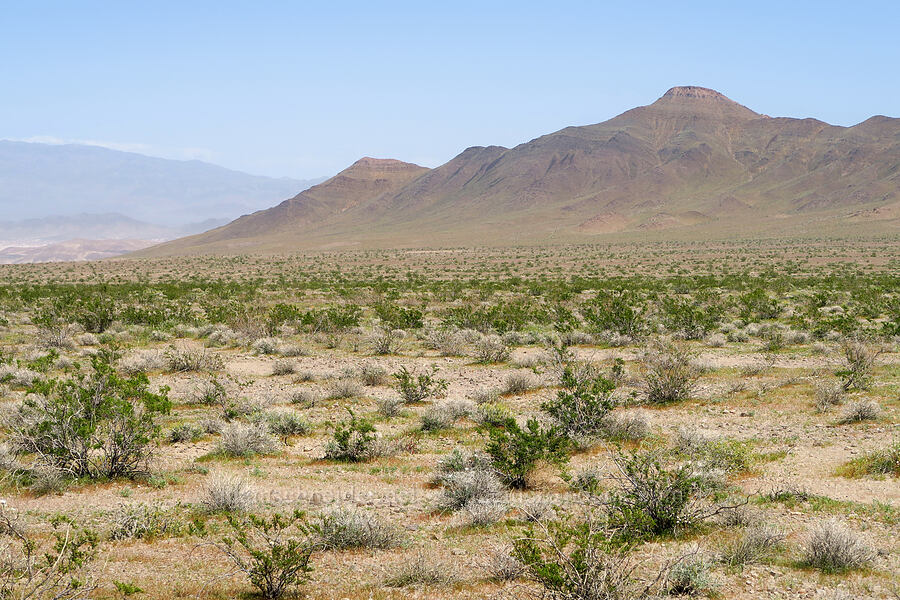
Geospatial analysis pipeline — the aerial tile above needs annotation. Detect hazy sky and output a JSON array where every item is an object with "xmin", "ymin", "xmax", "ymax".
[{"xmin": 3, "ymin": 1, "xmax": 899, "ymax": 179}]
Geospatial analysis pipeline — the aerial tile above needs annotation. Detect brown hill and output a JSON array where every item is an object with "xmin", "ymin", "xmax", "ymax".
[{"xmin": 139, "ymin": 86, "xmax": 900, "ymax": 255}]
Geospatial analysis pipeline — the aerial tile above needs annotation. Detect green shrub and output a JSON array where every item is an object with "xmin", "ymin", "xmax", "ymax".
[
  {"xmin": 838, "ymin": 441, "xmax": 900, "ymax": 478},
  {"xmin": 375, "ymin": 302, "xmax": 424, "ymax": 329},
  {"xmin": 324, "ymin": 412, "xmax": 376, "ymax": 462},
  {"xmin": 0, "ymin": 508, "xmax": 99, "ymax": 599},
  {"xmin": 581, "ymin": 290, "xmax": 645, "ymax": 337},
  {"xmin": 15, "ymin": 349, "xmax": 171, "ymax": 479},
  {"xmin": 661, "ymin": 298, "xmax": 721, "ymax": 340},
  {"xmin": 484, "ymin": 418, "xmax": 570, "ymax": 489},
  {"xmin": 606, "ymin": 449, "xmax": 725, "ymax": 539},
  {"xmin": 218, "ymin": 510, "xmax": 315, "ymax": 600},
  {"xmin": 393, "ymin": 366, "xmax": 447, "ymax": 403},
  {"xmin": 542, "ymin": 366, "xmax": 616, "ymax": 442},
  {"xmin": 512, "ymin": 513, "xmax": 642, "ymax": 600}
]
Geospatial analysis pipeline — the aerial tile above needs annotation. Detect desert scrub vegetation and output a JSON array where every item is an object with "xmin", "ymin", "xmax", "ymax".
[
  {"xmin": 0, "ymin": 245, "xmax": 897, "ymax": 598},
  {"xmin": 541, "ymin": 364, "xmax": 616, "ymax": 444},
  {"xmin": 201, "ymin": 473, "xmax": 256, "ymax": 513},
  {"xmin": 484, "ymin": 417, "xmax": 570, "ymax": 489},
  {"xmin": 313, "ymin": 508, "xmax": 403, "ymax": 550},
  {"xmin": 323, "ymin": 411, "xmax": 376, "ymax": 462},
  {"xmin": 802, "ymin": 520, "xmax": 875, "ymax": 572},
  {"xmin": 0, "ymin": 506, "xmax": 100, "ymax": 599},
  {"xmin": 639, "ymin": 340, "xmax": 699, "ymax": 404},
  {"xmin": 11, "ymin": 348, "xmax": 171, "ymax": 480},
  {"xmin": 603, "ymin": 447, "xmax": 744, "ymax": 539},
  {"xmin": 215, "ymin": 509, "xmax": 315, "ymax": 599},
  {"xmin": 217, "ymin": 421, "xmax": 279, "ymax": 457},
  {"xmin": 837, "ymin": 440, "xmax": 900, "ymax": 478},
  {"xmin": 392, "ymin": 365, "xmax": 447, "ymax": 403}
]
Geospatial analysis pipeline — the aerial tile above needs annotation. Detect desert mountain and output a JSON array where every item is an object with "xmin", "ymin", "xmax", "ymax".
[
  {"xmin": 0, "ymin": 141, "xmax": 325, "ymax": 225},
  {"xmin": 140, "ymin": 86, "xmax": 900, "ymax": 255}
]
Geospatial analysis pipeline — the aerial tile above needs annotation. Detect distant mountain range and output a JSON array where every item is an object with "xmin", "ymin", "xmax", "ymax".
[
  {"xmin": 0, "ymin": 238, "xmax": 155, "ymax": 264},
  {"xmin": 0, "ymin": 140, "xmax": 325, "ymax": 225},
  {"xmin": 141, "ymin": 86, "xmax": 900, "ymax": 256},
  {"xmin": 0, "ymin": 213, "xmax": 226, "ymax": 246}
]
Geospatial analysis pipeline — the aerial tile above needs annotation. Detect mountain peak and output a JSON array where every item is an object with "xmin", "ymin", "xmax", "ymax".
[
  {"xmin": 347, "ymin": 157, "xmax": 423, "ymax": 172},
  {"xmin": 649, "ymin": 85, "xmax": 759, "ymax": 120},
  {"xmin": 661, "ymin": 86, "xmax": 733, "ymax": 102}
]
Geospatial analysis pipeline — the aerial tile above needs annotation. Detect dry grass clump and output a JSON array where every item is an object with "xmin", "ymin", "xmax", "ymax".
[
  {"xmin": 438, "ymin": 469, "xmax": 505, "ymax": 512},
  {"xmin": 377, "ymin": 396, "xmax": 404, "ymax": 418},
  {"xmin": 425, "ymin": 328, "xmax": 468, "ymax": 356},
  {"xmin": 802, "ymin": 520, "xmax": 874, "ymax": 572},
  {"xmin": 838, "ymin": 399, "xmax": 880, "ymax": 424},
  {"xmin": 838, "ymin": 339, "xmax": 881, "ymax": 390},
  {"xmin": 640, "ymin": 340, "xmax": 699, "ymax": 404},
  {"xmin": 325, "ymin": 377, "xmax": 364, "ymax": 400},
  {"xmin": 473, "ymin": 334, "xmax": 511, "ymax": 364},
  {"xmin": 110, "ymin": 502, "xmax": 182, "ymax": 540},
  {"xmin": 719, "ymin": 525, "xmax": 784, "ymax": 567},
  {"xmin": 271, "ymin": 359, "xmax": 296, "ymax": 376},
  {"xmin": 384, "ymin": 553, "xmax": 458, "ymax": 587},
  {"xmin": 263, "ymin": 409, "xmax": 311, "ymax": 439},
  {"xmin": 276, "ymin": 343, "xmax": 308, "ymax": 357},
  {"xmin": 165, "ymin": 346, "xmax": 223, "ymax": 372},
  {"xmin": 602, "ymin": 410, "xmax": 651, "ymax": 441},
  {"xmin": 813, "ymin": 380, "xmax": 845, "ymax": 412},
  {"xmin": 470, "ymin": 388, "xmax": 500, "ymax": 404},
  {"xmin": 201, "ymin": 473, "xmax": 256, "ymax": 513},
  {"xmin": 251, "ymin": 337, "xmax": 280, "ymax": 355},
  {"xmin": 0, "ymin": 365, "xmax": 40, "ymax": 387},
  {"xmin": 118, "ymin": 349, "xmax": 166, "ymax": 374},
  {"xmin": 290, "ymin": 388, "xmax": 321, "ymax": 408},
  {"xmin": 484, "ymin": 544, "xmax": 525, "ymax": 581},
  {"xmin": 460, "ymin": 496, "xmax": 508, "ymax": 526},
  {"xmin": 314, "ymin": 509, "xmax": 403, "ymax": 550},
  {"xmin": 218, "ymin": 422, "xmax": 279, "ymax": 457},
  {"xmin": 502, "ymin": 371, "xmax": 536, "ymax": 395},
  {"xmin": 360, "ymin": 363, "xmax": 387, "ymax": 386}
]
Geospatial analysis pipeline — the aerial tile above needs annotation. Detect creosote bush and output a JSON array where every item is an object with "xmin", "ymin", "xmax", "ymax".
[
  {"xmin": 0, "ymin": 506, "xmax": 99, "ymax": 600},
  {"xmin": 605, "ymin": 448, "xmax": 736, "ymax": 539},
  {"xmin": 542, "ymin": 365, "xmax": 616, "ymax": 443},
  {"xmin": 484, "ymin": 417, "xmax": 570, "ymax": 489},
  {"xmin": 324, "ymin": 411, "xmax": 376, "ymax": 462},
  {"xmin": 839, "ymin": 399, "xmax": 880, "ymax": 424},
  {"xmin": 217, "ymin": 509, "xmax": 315, "ymax": 600},
  {"xmin": 14, "ymin": 348, "xmax": 171, "ymax": 479},
  {"xmin": 393, "ymin": 365, "xmax": 447, "ymax": 403}
]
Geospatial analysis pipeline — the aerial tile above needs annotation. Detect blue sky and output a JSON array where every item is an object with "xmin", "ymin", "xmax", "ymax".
[{"xmin": 3, "ymin": 1, "xmax": 898, "ymax": 179}]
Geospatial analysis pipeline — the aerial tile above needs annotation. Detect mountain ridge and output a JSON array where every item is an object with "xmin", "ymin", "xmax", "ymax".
[{"xmin": 136, "ymin": 87, "xmax": 900, "ymax": 256}]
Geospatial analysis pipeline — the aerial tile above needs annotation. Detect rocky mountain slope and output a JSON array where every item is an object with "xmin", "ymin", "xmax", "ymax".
[{"xmin": 139, "ymin": 86, "xmax": 900, "ymax": 255}]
